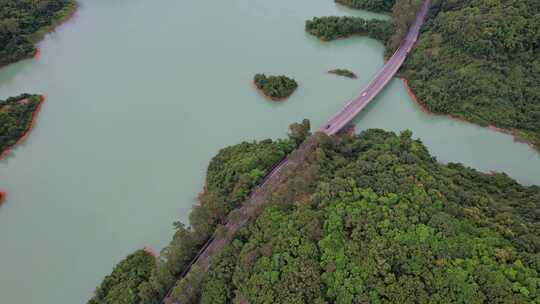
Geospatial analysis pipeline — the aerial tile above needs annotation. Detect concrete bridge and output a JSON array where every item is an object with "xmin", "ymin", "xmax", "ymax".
[
  {"xmin": 165, "ymin": 1, "xmax": 431, "ymax": 302},
  {"xmin": 321, "ymin": 0, "xmax": 431, "ymax": 135}
]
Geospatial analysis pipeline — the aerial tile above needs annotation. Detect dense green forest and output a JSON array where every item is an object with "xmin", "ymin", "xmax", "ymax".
[
  {"xmin": 0, "ymin": 94, "xmax": 42, "ymax": 155},
  {"xmin": 305, "ymin": 16, "xmax": 393, "ymax": 42},
  {"xmin": 253, "ymin": 74, "xmax": 298, "ymax": 100},
  {"xmin": 402, "ymin": 0, "xmax": 540, "ymax": 149},
  {"xmin": 335, "ymin": 0, "xmax": 396, "ymax": 12},
  {"xmin": 181, "ymin": 129, "xmax": 540, "ymax": 303},
  {"xmin": 90, "ymin": 124, "xmax": 540, "ymax": 303},
  {"xmin": 386, "ymin": 0, "xmax": 422, "ymax": 52},
  {"xmin": 88, "ymin": 250, "xmax": 156, "ymax": 304},
  {"xmin": 328, "ymin": 69, "xmax": 357, "ymax": 79},
  {"xmin": 88, "ymin": 136, "xmax": 298, "ymax": 303},
  {"xmin": 0, "ymin": 0, "xmax": 77, "ymax": 67},
  {"xmin": 306, "ymin": 0, "xmax": 422, "ymax": 54}
]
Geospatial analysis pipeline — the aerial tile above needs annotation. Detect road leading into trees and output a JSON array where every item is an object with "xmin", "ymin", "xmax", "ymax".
[
  {"xmin": 320, "ymin": 0, "xmax": 432, "ymax": 135},
  {"xmin": 165, "ymin": 1, "xmax": 431, "ymax": 302}
]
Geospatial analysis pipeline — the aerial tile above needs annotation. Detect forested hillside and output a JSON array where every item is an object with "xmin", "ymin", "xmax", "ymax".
[
  {"xmin": 186, "ymin": 129, "xmax": 540, "ymax": 303},
  {"xmin": 403, "ymin": 0, "xmax": 540, "ymax": 150},
  {"xmin": 0, "ymin": 94, "xmax": 43, "ymax": 156},
  {"xmin": 87, "ymin": 250, "xmax": 156, "ymax": 304},
  {"xmin": 90, "ymin": 126, "xmax": 540, "ymax": 303},
  {"xmin": 0, "ymin": 0, "xmax": 77, "ymax": 66}
]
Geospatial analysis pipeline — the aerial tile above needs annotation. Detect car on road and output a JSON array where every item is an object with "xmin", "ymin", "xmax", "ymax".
[{"xmin": 361, "ymin": 92, "xmax": 367, "ymax": 97}]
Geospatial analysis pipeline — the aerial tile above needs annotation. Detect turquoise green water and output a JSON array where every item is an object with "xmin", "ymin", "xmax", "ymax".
[{"xmin": 0, "ymin": 0, "xmax": 538, "ymax": 303}]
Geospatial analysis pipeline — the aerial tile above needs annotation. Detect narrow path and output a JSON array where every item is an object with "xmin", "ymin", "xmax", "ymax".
[{"xmin": 165, "ymin": 1, "xmax": 431, "ymax": 302}]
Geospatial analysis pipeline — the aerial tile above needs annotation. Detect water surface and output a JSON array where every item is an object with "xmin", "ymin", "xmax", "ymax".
[{"xmin": 0, "ymin": 0, "xmax": 538, "ymax": 303}]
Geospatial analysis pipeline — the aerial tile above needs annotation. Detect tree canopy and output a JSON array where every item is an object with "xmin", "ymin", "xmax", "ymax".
[
  {"xmin": 197, "ymin": 129, "xmax": 540, "ymax": 303},
  {"xmin": 88, "ymin": 136, "xmax": 297, "ymax": 304},
  {"xmin": 305, "ymin": 16, "xmax": 393, "ymax": 43},
  {"xmin": 254, "ymin": 74, "xmax": 298, "ymax": 100},
  {"xmin": 0, "ymin": 0, "xmax": 77, "ymax": 66},
  {"xmin": 88, "ymin": 250, "xmax": 156, "ymax": 304},
  {"xmin": 305, "ymin": 0, "xmax": 423, "ymax": 55},
  {"xmin": 335, "ymin": 0, "xmax": 397, "ymax": 12},
  {"xmin": 0, "ymin": 94, "xmax": 42, "ymax": 155},
  {"xmin": 402, "ymin": 0, "xmax": 540, "ymax": 149},
  {"xmin": 91, "ymin": 127, "xmax": 540, "ymax": 303}
]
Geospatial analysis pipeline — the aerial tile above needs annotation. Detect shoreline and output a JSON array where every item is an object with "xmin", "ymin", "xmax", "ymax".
[
  {"xmin": 0, "ymin": 95, "xmax": 45, "ymax": 161},
  {"xmin": 0, "ymin": 2, "xmax": 78, "ymax": 206},
  {"xmin": 252, "ymin": 81, "xmax": 293, "ymax": 102},
  {"xmin": 333, "ymin": 1, "xmax": 392, "ymax": 16},
  {"xmin": 314, "ymin": 32, "xmax": 374, "ymax": 43},
  {"xmin": 30, "ymin": 1, "xmax": 79, "ymax": 43},
  {"xmin": 0, "ymin": 1, "xmax": 78, "ymax": 69},
  {"xmin": 33, "ymin": 48, "xmax": 41, "ymax": 60},
  {"xmin": 32, "ymin": 1, "xmax": 79, "ymax": 61},
  {"xmin": 401, "ymin": 77, "xmax": 539, "ymax": 153},
  {"xmin": 143, "ymin": 246, "xmax": 158, "ymax": 258}
]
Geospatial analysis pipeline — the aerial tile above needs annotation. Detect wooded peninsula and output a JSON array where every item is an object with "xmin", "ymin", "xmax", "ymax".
[
  {"xmin": 0, "ymin": 94, "xmax": 43, "ymax": 158},
  {"xmin": 0, "ymin": 0, "xmax": 77, "ymax": 160},
  {"xmin": 88, "ymin": 122, "xmax": 540, "ymax": 303},
  {"xmin": 0, "ymin": 0, "xmax": 77, "ymax": 67},
  {"xmin": 305, "ymin": 16, "xmax": 393, "ymax": 42},
  {"xmin": 403, "ymin": 0, "xmax": 540, "ymax": 150}
]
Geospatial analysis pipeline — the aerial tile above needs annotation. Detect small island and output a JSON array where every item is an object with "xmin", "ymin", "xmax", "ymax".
[
  {"xmin": 0, "ymin": 94, "xmax": 44, "ymax": 159},
  {"xmin": 328, "ymin": 68, "xmax": 357, "ymax": 79},
  {"xmin": 253, "ymin": 74, "xmax": 298, "ymax": 101}
]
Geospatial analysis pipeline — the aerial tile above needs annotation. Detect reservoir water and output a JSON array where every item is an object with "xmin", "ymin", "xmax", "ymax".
[{"xmin": 0, "ymin": 0, "xmax": 538, "ymax": 303}]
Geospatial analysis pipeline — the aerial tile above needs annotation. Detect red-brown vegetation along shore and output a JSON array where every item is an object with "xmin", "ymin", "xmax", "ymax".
[
  {"xmin": 401, "ymin": 78, "xmax": 538, "ymax": 152},
  {"xmin": 0, "ymin": 1, "xmax": 79, "ymax": 69},
  {"xmin": 0, "ymin": 95, "xmax": 45, "ymax": 161},
  {"xmin": 31, "ymin": 3, "xmax": 79, "ymax": 62},
  {"xmin": 343, "ymin": 125, "xmax": 356, "ymax": 135},
  {"xmin": 33, "ymin": 47, "xmax": 41, "ymax": 60},
  {"xmin": 144, "ymin": 246, "xmax": 158, "ymax": 258},
  {"xmin": 0, "ymin": 191, "xmax": 6, "ymax": 206}
]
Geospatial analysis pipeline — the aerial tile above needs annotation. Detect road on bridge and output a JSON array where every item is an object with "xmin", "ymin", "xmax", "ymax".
[
  {"xmin": 164, "ymin": 1, "xmax": 431, "ymax": 302},
  {"xmin": 320, "ymin": 0, "xmax": 431, "ymax": 135}
]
